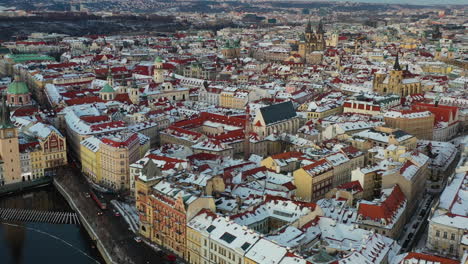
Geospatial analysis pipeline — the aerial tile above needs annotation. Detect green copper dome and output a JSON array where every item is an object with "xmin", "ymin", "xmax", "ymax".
[
  {"xmin": 100, "ymin": 83, "xmax": 115, "ymax": 93},
  {"xmin": 154, "ymin": 56, "xmax": 163, "ymax": 63},
  {"xmin": 7, "ymin": 81, "xmax": 29, "ymax": 95}
]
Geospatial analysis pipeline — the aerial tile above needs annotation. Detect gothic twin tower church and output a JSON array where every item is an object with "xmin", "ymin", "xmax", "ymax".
[{"xmin": 298, "ymin": 20, "xmax": 326, "ymax": 59}]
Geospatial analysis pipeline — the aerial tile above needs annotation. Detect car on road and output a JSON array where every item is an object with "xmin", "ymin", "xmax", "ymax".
[
  {"xmin": 85, "ymin": 192, "xmax": 90, "ymax": 198},
  {"xmin": 134, "ymin": 236, "xmax": 142, "ymax": 243},
  {"xmin": 115, "ymin": 211, "xmax": 120, "ymax": 217},
  {"xmin": 166, "ymin": 254, "xmax": 176, "ymax": 262},
  {"xmin": 97, "ymin": 211, "xmax": 104, "ymax": 216}
]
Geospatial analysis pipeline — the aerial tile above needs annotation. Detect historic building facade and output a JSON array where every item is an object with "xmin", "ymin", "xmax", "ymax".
[
  {"xmin": 373, "ymin": 55, "xmax": 422, "ymax": 97},
  {"xmin": 298, "ymin": 20, "xmax": 326, "ymax": 61}
]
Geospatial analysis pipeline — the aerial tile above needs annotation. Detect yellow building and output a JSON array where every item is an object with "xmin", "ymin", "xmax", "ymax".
[
  {"xmin": 384, "ymin": 110, "xmax": 434, "ymax": 140},
  {"xmin": 297, "ymin": 20, "xmax": 326, "ymax": 63},
  {"xmin": 293, "ymin": 159, "xmax": 334, "ymax": 202},
  {"xmin": 350, "ymin": 126, "xmax": 418, "ymax": 151},
  {"xmin": 136, "ymin": 179, "xmax": 215, "ymax": 259},
  {"xmin": 17, "ymin": 121, "xmax": 67, "ymax": 180},
  {"xmin": 81, "ymin": 132, "xmax": 149, "ymax": 191},
  {"xmin": 30, "ymin": 147, "xmax": 44, "ymax": 179},
  {"xmin": 419, "ymin": 61, "xmax": 453, "ymax": 74},
  {"xmin": 80, "ymin": 137, "xmax": 102, "ymax": 184},
  {"xmin": 298, "ymin": 101, "xmax": 343, "ymax": 120},
  {"xmin": 0, "ymin": 97, "xmax": 21, "ymax": 185},
  {"xmin": 373, "ymin": 54, "xmax": 422, "ymax": 97},
  {"xmin": 219, "ymin": 90, "xmax": 249, "ymax": 109}
]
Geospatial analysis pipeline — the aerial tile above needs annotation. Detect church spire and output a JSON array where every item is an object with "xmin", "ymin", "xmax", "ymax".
[
  {"xmin": 0, "ymin": 92, "xmax": 14, "ymax": 129},
  {"xmin": 317, "ymin": 20, "xmax": 325, "ymax": 34},
  {"xmin": 305, "ymin": 19, "xmax": 312, "ymax": 33},
  {"xmin": 393, "ymin": 52, "xmax": 402, "ymax": 71}
]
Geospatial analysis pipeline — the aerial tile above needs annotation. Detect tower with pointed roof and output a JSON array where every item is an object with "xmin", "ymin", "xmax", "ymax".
[
  {"xmin": 0, "ymin": 92, "xmax": 21, "ymax": 185},
  {"xmin": 106, "ymin": 67, "xmax": 114, "ymax": 87},
  {"xmin": 153, "ymin": 56, "xmax": 164, "ymax": 84},
  {"xmin": 388, "ymin": 53, "xmax": 404, "ymax": 94},
  {"xmin": 298, "ymin": 19, "xmax": 326, "ymax": 63},
  {"xmin": 128, "ymin": 76, "xmax": 140, "ymax": 105},
  {"xmin": 373, "ymin": 52, "xmax": 422, "ymax": 97}
]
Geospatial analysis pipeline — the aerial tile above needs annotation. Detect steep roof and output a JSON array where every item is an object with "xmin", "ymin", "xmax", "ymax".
[{"xmin": 260, "ymin": 101, "xmax": 296, "ymax": 125}]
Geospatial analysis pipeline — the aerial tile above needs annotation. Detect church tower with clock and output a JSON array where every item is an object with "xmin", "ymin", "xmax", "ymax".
[{"xmin": 0, "ymin": 93, "xmax": 21, "ymax": 185}]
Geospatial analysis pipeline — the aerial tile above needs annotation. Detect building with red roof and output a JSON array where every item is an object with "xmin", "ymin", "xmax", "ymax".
[
  {"xmin": 356, "ymin": 184, "xmax": 407, "ymax": 239},
  {"xmin": 412, "ymin": 102, "xmax": 459, "ymax": 141}
]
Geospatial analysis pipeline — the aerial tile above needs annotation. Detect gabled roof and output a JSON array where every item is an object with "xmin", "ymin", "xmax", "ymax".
[{"xmin": 259, "ymin": 101, "xmax": 296, "ymax": 125}]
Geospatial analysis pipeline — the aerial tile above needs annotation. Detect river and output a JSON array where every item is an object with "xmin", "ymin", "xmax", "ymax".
[{"xmin": 0, "ymin": 186, "xmax": 104, "ymax": 264}]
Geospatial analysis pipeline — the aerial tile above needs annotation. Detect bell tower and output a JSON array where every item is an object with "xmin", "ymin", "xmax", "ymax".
[
  {"xmin": 389, "ymin": 53, "xmax": 403, "ymax": 95},
  {"xmin": 153, "ymin": 56, "xmax": 164, "ymax": 84},
  {"xmin": 0, "ymin": 93, "xmax": 21, "ymax": 185}
]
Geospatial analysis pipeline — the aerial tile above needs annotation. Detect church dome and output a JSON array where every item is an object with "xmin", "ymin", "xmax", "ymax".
[{"xmin": 7, "ymin": 81, "xmax": 30, "ymax": 95}]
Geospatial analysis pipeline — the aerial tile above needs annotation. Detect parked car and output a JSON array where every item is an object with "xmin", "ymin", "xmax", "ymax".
[
  {"xmin": 85, "ymin": 192, "xmax": 90, "ymax": 198},
  {"xmin": 166, "ymin": 254, "xmax": 176, "ymax": 262},
  {"xmin": 134, "ymin": 237, "xmax": 142, "ymax": 243}
]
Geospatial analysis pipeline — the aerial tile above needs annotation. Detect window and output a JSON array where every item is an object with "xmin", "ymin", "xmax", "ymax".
[
  {"xmin": 451, "ymin": 233, "xmax": 455, "ymax": 240},
  {"xmin": 443, "ymin": 232, "xmax": 447, "ymax": 239},
  {"xmin": 436, "ymin": 230, "xmax": 440, "ymax": 237}
]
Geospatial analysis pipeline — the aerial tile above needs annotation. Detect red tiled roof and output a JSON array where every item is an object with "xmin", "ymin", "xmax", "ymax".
[
  {"xmin": 19, "ymin": 141, "xmax": 40, "ymax": 152},
  {"xmin": 213, "ymin": 129, "xmax": 244, "ymax": 143},
  {"xmin": 271, "ymin": 151, "xmax": 304, "ymax": 160},
  {"xmin": 401, "ymin": 252, "xmax": 459, "ymax": 264},
  {"xmin": 101, "ymin": 133, "xmax": 138, "ymax": 148},
  {"xmin": 337, "ymin": 180, "xmax": 363, "ymax": 193},
  {"xmin": 90, "ymin": 121, "xmax": 126, "ymax": 132},
  {"xmin": 412, "ymin": 103, "xmax": 458, "ymax": 125},
  {"xmin": 165, "ymin": 126, "xmax": 203, "ymax": 140},
  {"xmin": 358, "ymin": 184, "xmax": 406, "ymax": 223},
  {"xmin": 12, "ymin": 106, "xmax": 38, "ymax": 117},
  {"xmin": 65, "ymin": 96, "xmax": 105, "ymax": 106},
  {"xmin": 46, "ymin": 62, "xmax": 78, "ymax": 69},
  {"xmin": 114, "ymin": 93, "xmax": 132, "ymax": 104},
  {"xmin": 80, "ymin": 115, "xmax": 110, "ymax": 123}
]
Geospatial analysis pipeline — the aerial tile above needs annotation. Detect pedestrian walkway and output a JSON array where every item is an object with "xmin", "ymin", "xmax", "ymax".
[{"xmin": 0, "ymin": 208, "xmax": 80, "ymax": 225}]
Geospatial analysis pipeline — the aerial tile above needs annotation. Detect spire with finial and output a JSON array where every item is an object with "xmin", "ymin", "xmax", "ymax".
[
  {"xmin": 0, "ymin": 92, "xmax": 14, "ymax": 129},
  {"xmin": 393, "ymin": 52, "xmax": 402, "ymax": 71},
  {"xmin": 305, "ymin": 19, "xmax": 312, "ymax": 33},
  {"xmin": 317, "ymin": 19, "xmax": 325, "ymax": 34},
  {"xmin": 106, "ymin": 66, "xmax": 114, "ymax": 86}
]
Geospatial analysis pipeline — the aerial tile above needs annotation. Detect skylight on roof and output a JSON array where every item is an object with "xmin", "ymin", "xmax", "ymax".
[
  {"xmin": 240, "ymin": 242, "xmax": 251, "ymax": 251},
  {"xmin": 206, "ymin": 225, "xmax": 216, "ymax": 233},
  {"xmin": 219, "ymin": 232, "xmax": 236, "ymax": 244}
]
